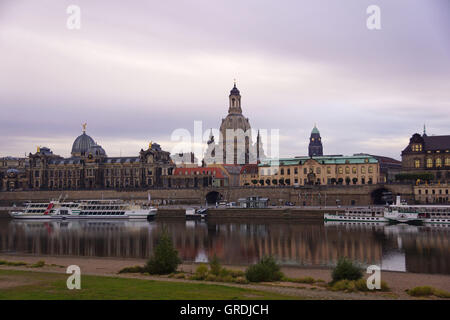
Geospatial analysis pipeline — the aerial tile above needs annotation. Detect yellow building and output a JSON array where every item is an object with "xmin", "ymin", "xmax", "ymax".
[
  {"xmin": 414, "ymin": 183, "xmax": 449, "ymax": 204},
  {"xmin": 256, "ymin": 155, "xmax": 380, "ymax": 186}
]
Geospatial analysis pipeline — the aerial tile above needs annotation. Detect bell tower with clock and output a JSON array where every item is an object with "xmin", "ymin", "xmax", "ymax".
[{"xmin": 308, "ymin": 124, "xmax": 323, "ymax": 157}]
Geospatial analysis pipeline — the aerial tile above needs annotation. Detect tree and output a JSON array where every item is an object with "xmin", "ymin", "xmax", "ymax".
[
  {"xmin": 285, "ymin": 178, "xmax": 291, "ymax": 185},
  {"xmin": 272, "ymin": 179, "xmax": 278, "ymax": 185},
  {"xmin": 245, "ymin": 256, "xmax": 283, "ymax": 282},
  {"xmin": 251, "ymin": 179, "xmax": 258, "ymax": 186},
  {"xmin": 395, "ymin": 172, "xmax": 434, "ymax": 182},
  {"xmin": 331, "ymin": 258, "xmax": 363, "ymax": 283},
  {"xmin": 278, "ymin": 178, "xmax": 284, "ymax": 185},
  {"xmin": 265, "ymin": 179, "xmax": 271, "ymax": 185},
  {"xmin": 209, "ymin": 254, "xmax": 221, "ymax": 276},
  {"xmin": 259, "ymin": 179, "xmax": 264, "ymax": 186},
  {"xmin": 352, "ymin": 178, "xmax": 358, "ymax": 185},
  {"xmin": 146, "ymin": 230, "xmax": 181, "ymax": 275}
]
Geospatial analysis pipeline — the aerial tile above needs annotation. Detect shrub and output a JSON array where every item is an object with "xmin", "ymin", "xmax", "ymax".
[
  {"xmin": 355, "ymin": 278, "xmax": 369, "ymax": 291},
  {"xmin": 118, "ymin": 265, "xmax": 145, "ymax": 274},
  {"xmin": 233, "ymin": 277, "xmax": 249, "ymax": 284},
  {"xmin": 329, "ymin": 280, "xmax": 357, "ymax": 292},
  {"xmin": 209, "ymin": 254, "xmax": 221, "ymax": 276},
  {"xmin": 433, "ymin": 289, "xmax": 450, "ymax": 299},
  {"xmin": 219, "ymin": 275, "xmax": 234, "ymax": 283},
  {"xmin": 30, "ymin": 260, "xmax": 45, "ymax": 268},
  {"xmin": 229, "ymin": 270, "xmax": 245, "ymax": 278},
  {"xmin": 146, "ymin": 231, "xmax": 182, "ymax": 275},
  {"xmin": 219, "ymin": 268, "xmax": 231, "ymax": 278},
  {"xmin": 206, "ymin": 274, "xmax": 217, "ymax": 282},
  {"xmin": 291, "ymin": 276, "xmax": 315, "ymax": 284},
  {"xmin": 0, "ymin": 260, "xmax": 27, "ymax": 267},
  {"xmin": 331, "ymin": 258, "xmax": 363, "ymax": 283},
  {"xmin": 173, "ymin": 273, "xmax": 186, "ymax": 279},
  {"xmin": 195, "ymin": 264, "xmax": 209, "ymax": 280},
  {"xmin": 406, "ymin": 286, "xmax": 435, "ymax": 297},
  {"xmin": 245, "ymin": 256, "xmax": 283, "ymax": 283},
  {"xmin": 406, "ymin": 286, "xmax": 450, "ymax": 298}
]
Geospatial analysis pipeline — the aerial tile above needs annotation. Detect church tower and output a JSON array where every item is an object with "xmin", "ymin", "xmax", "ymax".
[
  {"xmin": 308, "ymin": 124, "xmax": 323, "ymax": 157},
  {"xmin": 219, "ymin": 82, "xmax": 251, "ymax": 164},
  {"xmin": 228, "ymin": 82, "xmax": 242, "ymax": 114}
]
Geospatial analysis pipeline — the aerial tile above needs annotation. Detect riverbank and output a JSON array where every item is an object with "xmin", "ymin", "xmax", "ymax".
[
  {"xmin": 0, "ymin": 207, "xmax": 338, "ymax": 220},
  {"xmin": 0, "ymin": 254, "xmax": 448, "ymax": 300}
]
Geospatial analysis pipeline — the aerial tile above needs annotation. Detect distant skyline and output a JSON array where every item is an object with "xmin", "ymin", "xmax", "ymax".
[{"xmin": 1, "ymin": 0, "xmax": 449, "ymax": 160}]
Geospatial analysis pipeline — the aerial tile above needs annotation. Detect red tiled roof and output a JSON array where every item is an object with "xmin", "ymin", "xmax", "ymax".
[
  {"xmin": 240, "ymin": 164, "xmax": 258, "ymax": 174},
  {"xmin": 173, "ymin": 167, "xmax": 225, "ymax": 178}
]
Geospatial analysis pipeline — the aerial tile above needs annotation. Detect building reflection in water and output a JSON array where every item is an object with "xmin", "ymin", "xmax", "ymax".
[{"xmin": 0, "ymin": 218, "xmax": 448, "ymax": 274}]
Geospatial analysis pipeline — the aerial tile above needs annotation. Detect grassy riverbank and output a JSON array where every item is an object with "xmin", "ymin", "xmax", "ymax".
[{"xmin": 0, "ymin": 269, "xmax": 297, "ymax": 300}]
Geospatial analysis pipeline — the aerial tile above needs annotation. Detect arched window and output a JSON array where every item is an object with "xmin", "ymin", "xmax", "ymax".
[
  {"xmin": 436, "ymin": 158, "xmax": 442, "ymax": 167},
  {"xmin": 232, "ymin": 98, "xmax": 235, "ymax": 107},
  {"xmin": 446, "ymin": 157, "xmax": 450, "ymax": 166},
  {"xmin": 414, "ymin": 159, "xmax": 420, "ymax": 168},
  {"xmin": 345, "ymin": 166, "xmax": 350, "ymax": 174},
  {"xmin": 426, "ymin": 158, "xmax": 433, "ymax": 168}
]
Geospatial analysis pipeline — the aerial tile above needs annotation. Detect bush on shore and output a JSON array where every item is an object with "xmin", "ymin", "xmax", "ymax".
[
  {"xmin": 146, "ymin": 231, "xmax": 182, "ymax": 275},
  {"xmin": 245, "ymin": 256, "xmax": 283, "ymax": 283},
  {"xmin": 331, "ymin": 258, "xmax": 363, "ymax": 283},
  {"xmin": 329, "ymin": 278, "xmax": 390, "ymax": 293},
  {"xmin": 118, "ymin": 265, "xmax": 146, "ymax": 274},
  {"xmin": 406, "ymin": 286, "xmax": 450, "ymax": 298},
  {"xmin": 209, "ymin": 254, "xmax": 221, "ymax": 276},
  {"xmin": 0, "ymin": 260, "xmax": 27, "ymax": 267},
  {"xmin": 188, "ymin": 258, "xmax": 248, "ymax": 284},
  {"xmin": 29, "ymin": 260, "xmax": 45, "ymax": 268}
]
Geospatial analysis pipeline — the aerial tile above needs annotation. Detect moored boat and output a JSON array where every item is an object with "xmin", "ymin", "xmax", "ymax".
[
  {"xmin": 9, "ymin": 199, "xmax": 156, "ymax": 220},
  {"xmin": 324, "ymin": 207, "xmax": 388, "ymax": 223},
  {"xmin": 185, "ymin": 208, "xmax": 208, "ymax": 219}
]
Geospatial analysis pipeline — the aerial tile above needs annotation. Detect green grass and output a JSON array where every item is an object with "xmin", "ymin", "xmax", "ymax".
[{"xmin": 0, "ymin": 269, "xmax": 298, "ymax": 300}]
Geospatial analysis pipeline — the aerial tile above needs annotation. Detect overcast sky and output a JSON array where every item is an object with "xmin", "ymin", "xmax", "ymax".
[{"xmin": 1, "ymin": 0, "xmax": 449, "ymax": 160}]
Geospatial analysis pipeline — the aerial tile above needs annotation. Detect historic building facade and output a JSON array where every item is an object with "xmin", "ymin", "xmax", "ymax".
[
  {"xmin": 401, "ymin": 130, "xmax": 450, "ymax": 182},
  {"xmin": 0, "ymin": 156, "xmax": 29, "ymax": 191},
  {"xmin": 2, "ymin": 127, "xmax": 175, "ymax": 191},
  {"xmin": 255, "ymin": 155, "xmax": 380, "ymax": 187},
  {"xmin": 203, "ymin": 83, "xmax": 264, "ymax": 165},
  {"xmin": 414, "ymin": 183, "xmax": 449, "ymax": 204}
]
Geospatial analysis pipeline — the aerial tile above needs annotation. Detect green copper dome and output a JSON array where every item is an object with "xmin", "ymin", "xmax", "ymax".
[{"xmin": 311, "ymin": 125, "xmax": 320, "ymax": 135}]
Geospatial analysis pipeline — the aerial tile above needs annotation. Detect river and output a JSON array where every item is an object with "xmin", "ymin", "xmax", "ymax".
[{"xmin": 0, "ymin": 216, "xmax": 448, "ymax": 274}]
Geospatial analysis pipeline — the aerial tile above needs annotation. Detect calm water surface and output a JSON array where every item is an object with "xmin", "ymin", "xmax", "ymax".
[{"xmin": 0, "ymin": 215, "xmax": 448, "ymax": 274}]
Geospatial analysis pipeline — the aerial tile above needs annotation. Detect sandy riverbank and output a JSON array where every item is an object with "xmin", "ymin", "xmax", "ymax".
[{"xmin": 0, "ymin": 254, "xmax": 449, "ymax": 299}]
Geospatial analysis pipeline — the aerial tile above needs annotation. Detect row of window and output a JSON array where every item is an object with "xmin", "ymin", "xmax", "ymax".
[
  {"xmin": 414, "ymin": 158, "xmax": 450, "ymax": 168},
  {"xmin": 79, "ymin": 212, "xmax": 126, "ymax": 216},
  {"xmin": 261, "ymin": 166, "xmax": 375, "ymax": 176},
  {"xmin": 417, "ymin": 189, "xmax": 449, "ymax": 195},
  {"xmin": 253, "ymin": 176, "xmax": 374, "ymax": 186}
]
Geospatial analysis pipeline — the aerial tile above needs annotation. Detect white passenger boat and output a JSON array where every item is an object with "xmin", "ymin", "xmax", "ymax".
[
  {"xmin": 381, "ymin": 195, "xmax": 449, "ymax": 224},
  {"xmin": 324, "ymin": 207, "xmax": 388, "ymax": 223},
  {"xmin": 384, "ymin": 204, "xmax": 450, "ymax": 224},
  {"xmin": 9, "ymin": 199, "xmax": 157, "ymax": 220}
]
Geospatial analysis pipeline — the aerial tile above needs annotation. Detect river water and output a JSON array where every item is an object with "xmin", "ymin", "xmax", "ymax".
[{"xmin": 0, "ymin": 216, "xmax": 448, "ymax": 274}]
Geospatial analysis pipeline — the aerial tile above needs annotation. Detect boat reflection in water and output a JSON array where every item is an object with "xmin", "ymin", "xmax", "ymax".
[{"xmin": 0, "ymin": 218, "xmax": 448, "ymax": 275}]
